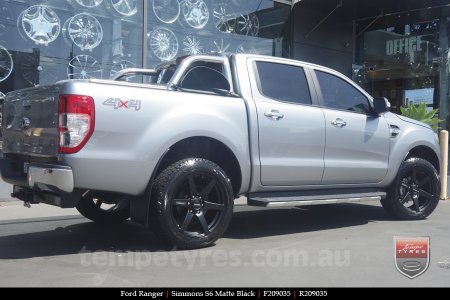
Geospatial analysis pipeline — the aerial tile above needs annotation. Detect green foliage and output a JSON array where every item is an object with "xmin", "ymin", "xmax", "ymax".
[{"xmin": 400, "ymin": 102, "xmax": 442, "ymax": 130}]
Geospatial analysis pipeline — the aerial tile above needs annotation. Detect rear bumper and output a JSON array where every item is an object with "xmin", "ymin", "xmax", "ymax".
[
  {"xmin": 0, "ymin": 157, "xmax": 81, "ymax": 208},
  {"xmin": 0, "ymin": 157, "xmax": 74, "ymax": 193},
  {"xmin": 28, "ymin": 165, "xmax": 74, "ymax": 193}
]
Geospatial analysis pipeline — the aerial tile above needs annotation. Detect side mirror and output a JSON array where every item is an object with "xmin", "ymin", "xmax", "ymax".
[{"xmin": 373, "ymin": 97, "xmax": 391, "ymax": 115}]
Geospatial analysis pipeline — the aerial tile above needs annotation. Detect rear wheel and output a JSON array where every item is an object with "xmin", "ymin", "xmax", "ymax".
[
  {"xmin": 149, "ymin": 158, "xmax": 234, "ymax": 249},
  {"xmin": 76, "ymin": 191, "xmax": 130, "ymax": 224},
  {"xmin": 381, "ymin": 158, "xmax": 440, "ymax": 220}
]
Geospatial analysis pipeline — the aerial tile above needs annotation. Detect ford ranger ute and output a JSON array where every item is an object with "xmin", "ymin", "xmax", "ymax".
[{"xmin": 0, "ymin": 54, "xmax": 441, "ymax": 249}]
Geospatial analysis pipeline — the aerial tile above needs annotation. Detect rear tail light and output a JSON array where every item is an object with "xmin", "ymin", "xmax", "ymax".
[{"xmin": 58, "ymin": 95, "xmax": 95, "ymax": 154}]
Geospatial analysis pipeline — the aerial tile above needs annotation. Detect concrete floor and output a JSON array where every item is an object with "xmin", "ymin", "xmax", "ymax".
[{"xmin": 0, "ymin": 199, "xmax": 449, "ymax": 287}]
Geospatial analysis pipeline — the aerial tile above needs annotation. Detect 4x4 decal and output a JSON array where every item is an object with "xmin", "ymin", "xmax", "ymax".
[{"xmin": 103, "ymin": 98, "xmax": 142, "ymax": 111}]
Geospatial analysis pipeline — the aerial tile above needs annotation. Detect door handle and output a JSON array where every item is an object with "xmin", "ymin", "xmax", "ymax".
[
  {"xmin": 264, "ymin": 110, "xmax": 284, "ymax": 121},
  {"xmin": 331, "ymin": 118, "xmax": 347, "ymax": 128}
]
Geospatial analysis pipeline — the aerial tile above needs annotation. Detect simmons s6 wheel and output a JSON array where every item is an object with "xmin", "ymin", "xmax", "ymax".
[
  {"xmin": 149, "ymin": 158, "xmax": 234, "ymax": 249},
  {"xmin": 381, "ymin": 158, "xmax": 440, "ymax": 220}
]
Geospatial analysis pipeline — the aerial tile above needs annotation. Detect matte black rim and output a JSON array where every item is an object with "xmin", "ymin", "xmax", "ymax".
[
  {"xmin": 398, "ymin": 166, "xmax": 438, "ymax": 213},
  {"xmin": 170, "ymin": 171, "xmax": 227, "ymax": 238}
]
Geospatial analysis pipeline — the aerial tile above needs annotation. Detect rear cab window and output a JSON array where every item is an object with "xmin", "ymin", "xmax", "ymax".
[
  {"xmin": 179, "ymin": 61, "xmax": 231, "ymax": 94},
  {"xmin": 254, "ymin": 61, "xmax": 312, "ymax": 105}
]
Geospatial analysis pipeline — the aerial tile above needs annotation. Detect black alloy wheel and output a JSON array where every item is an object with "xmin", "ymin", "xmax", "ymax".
[
  {"xmin": 149, "ymin": 158, "xmax": 234, "ymax": 249},
  {"xmin": 382, "ymin": 158, "xmax": 440, "ymax": 220}
]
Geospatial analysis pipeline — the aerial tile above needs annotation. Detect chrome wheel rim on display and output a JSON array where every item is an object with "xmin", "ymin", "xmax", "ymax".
[
  {"xmin": 236, "ymin": 13, "xmax": 259, "ymax": 36},
  {"xmin": 231, "ymin": 0, "xmax": 245, "ymax": 8},
  {"xmin": 18, "ymin": 5, "xmax": 61, "ymax": 46},
  {"xmin": 153, "ymin": 0, "xmax": 180, "ymax": 24},
  {"xmin": 213, "ymin": 39, "xmax": 230, "ymax": 54},
  {"xmin": 68, "ymin": 0, "xmax": 104, "ymax": 9},
  {"xmin": 236, "ymin": 44, "xmax": 257, "ymax": 54},
  {"xmin": 110, "ymin": 60, "xmax": 135, "ymax": 81},
  {"xmin": 182, "ymin": 0, "xmax": 209, "ymax": 29},
  {"xmin": 67, "ymin": 55, "xmax": 102, "ymax": 79},
  {"xmin": 65, "ymin": 13, "xmax": 103, "ymax": 51},
  {"xmin": 149, "ymin": 27, "xmax": 178, "ymax": 61},
  {"xmin": 108, "ymin": 0, "xmax": 138, "ymax": 17},
  {"xmin": 213, "ymin": 3, "xmax": 236, "ymax": 33},
  {"xmin": 61, "ymin": 17, "xmax": 73, "ymax": 46},
  {"xmin": 448, "ymin": 48, "xmax": 450, "ymax": 73},
  {"xmin": 0, "ymin": 21, "xmax": 5, "ymax": 37},
  {"xmin": 183, "ymin": 35, "xmax": 203, "ymax": 55},
  {"xmin": 0, "ymin": 45, "xmax": 13, "ymax": 82},
  {"xmin": 0, "ymin": 91, "xmax": 4, "ymax": 126},
  {"xmin": 0, "ymin": 6, "xmax": 13, "ymax": 37}
]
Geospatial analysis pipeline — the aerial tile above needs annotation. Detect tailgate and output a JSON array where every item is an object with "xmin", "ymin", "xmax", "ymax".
[{"xmin": 1, "ymin": 85, "xmax": 60, "ymax": 157}]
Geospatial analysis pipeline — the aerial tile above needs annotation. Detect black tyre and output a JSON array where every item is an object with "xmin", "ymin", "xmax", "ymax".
[
  {"xmin": 149, "ymin": 158, "xmax": 234, "ymax": 249},
  {"xmin": 381, "ymin": 157, "xmax": 440, "ymax": 220},
  {"xmin": 76, "ymin": 191, "xmax": 130, "ymax": 224}
]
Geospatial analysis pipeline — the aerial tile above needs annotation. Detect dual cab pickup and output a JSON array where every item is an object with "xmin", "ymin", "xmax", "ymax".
[{"xmin": 0, "ymin": 54, "xmax": 441, "ymax": 249}]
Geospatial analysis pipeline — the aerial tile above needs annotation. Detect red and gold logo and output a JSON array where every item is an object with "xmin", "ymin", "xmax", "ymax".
[{"xmin": 394, "ymin": 237, "xmax": 430, "ymax": 279}]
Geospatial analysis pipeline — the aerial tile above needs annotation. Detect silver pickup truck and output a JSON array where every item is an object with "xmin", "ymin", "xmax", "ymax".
[{"xmin": 0, "ymin": 54, "xmax": 441, "ymax": 249}]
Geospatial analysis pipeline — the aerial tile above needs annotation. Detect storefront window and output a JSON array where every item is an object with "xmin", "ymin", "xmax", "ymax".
[
  {"xmin": 0, "ymin": 0, "xmax": 144, "ymax": 93},
  {"xmin": 356, "ymin": 18, "xmax": 440, "ymax": 114},
  {"xmin": 145, "ymin": 0, "xmax": 290, "ymax": 67},
  {"xmin": 0, "ymin": 0, "xmax": 290, "ymax": 95}
]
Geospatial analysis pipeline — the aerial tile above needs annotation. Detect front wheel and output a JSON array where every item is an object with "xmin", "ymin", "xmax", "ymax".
[
  {"xmin": 381, "ymin": 157, "xmax": 440, "ymax": 220},
  {"xmin": 149, "ymin": 158, "xmax": 234, "ymax": 249}
]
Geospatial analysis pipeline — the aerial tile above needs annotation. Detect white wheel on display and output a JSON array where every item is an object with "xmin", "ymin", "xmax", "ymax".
[
  {"xmin": 0, "ymin": 22, "xmax": 4, "ymax": 37},
  {"xmin": 236, "ymin": 13, "xmax": 259, "ymax": 36},
  {"xmin": 61, "ymin": 17, "xmax": 74, "ymax": 46},
  {"xmin": 107, "ymin": 0, "xmax": 138, "ymax": 17},
  {"xmin": 0, "ymin": 44, "xmax": 13, "ymax": 82},
  {"xmin": 181, "ymin": 0, "xmax": 209, "ymax": 29},
  {"xmin": 109, "ymin": 59, "xmax": 135, "ymax": 81},
  {"xmin": 153, "ymin": 0, "xmax": 180, "ymax": 24},
  {"xmin": 448, "ymin": 48, "xmax": 450, "ymax": 74},
  {"xmin": 351, "ymin": 65, "xmax": 367, "ymax": 86},
  {"xmin": 67, "ymin": 55, "xmax": 102, "ymax": 79},
  {"xmin": 236, "ymin": 44, "xmax": 257, "ymax": 54},
  {"xmin": 182, "ymin": 35, "xmax": 203, "ymax": 55},
  {"xmin": 149, "ymin": 27, "xmax": 178, "ymax": 61},
  {"xmin": 0, "ymin": 91, "xmax": 4, "ymax": 126},
  {"xmin": 231, "ymin": 0, "xmax": 245, "ymax": 8},
  {"xmin": 213, "ymin": 38, "xmax": 230, "ymax": 54},
  {"xmin": 18, "ymin": 5, "xmax": 61, "ymax": 46},
  {"xmin": 0, "ymin": 5, "xmax": 14, "ymax": 37},
  {"xmin": 68, "ymin": 0, "xmax": 103, "ymax": 9},
  {"xmin": 213, "ymin": 3, "xmax": 236, "ymax": 33},
  {"xmin": 66, "ymin": 13, "xmax": 103, "ymax": 51}
]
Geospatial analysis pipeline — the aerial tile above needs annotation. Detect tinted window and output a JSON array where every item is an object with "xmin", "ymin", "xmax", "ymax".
[
  {"xmin": 256, "ymin": 62, "xmax": 311, "ymax": 105},
  {"xmin": 316, "ymin": 71, "xmax": 371, "ymax": 114},
  {"xmin": 180, "ymin": 66, "xmax": 230, "ymax": 93}
]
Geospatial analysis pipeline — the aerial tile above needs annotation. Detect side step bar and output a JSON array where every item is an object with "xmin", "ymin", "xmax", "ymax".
[{"xmin": 247, "ymin": 189, "xmax": 386, "ymax": 208}]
